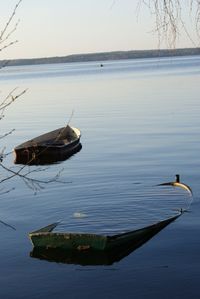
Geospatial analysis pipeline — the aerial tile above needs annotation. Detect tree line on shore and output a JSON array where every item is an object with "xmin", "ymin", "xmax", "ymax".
[{"xmin": 1, "ymin": 47, "xmax": 200, "ymax": 68}]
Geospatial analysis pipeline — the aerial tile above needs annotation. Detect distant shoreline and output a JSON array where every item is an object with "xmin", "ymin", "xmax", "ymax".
[{"xmin": 1, "ymin": 47, "xmax": 200, "ymax": 67}]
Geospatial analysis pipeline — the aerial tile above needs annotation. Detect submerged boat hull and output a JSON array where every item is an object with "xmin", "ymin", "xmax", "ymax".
[{"xmin": 29, "ymin": 213, "xmax": 181, "ymax": 251}]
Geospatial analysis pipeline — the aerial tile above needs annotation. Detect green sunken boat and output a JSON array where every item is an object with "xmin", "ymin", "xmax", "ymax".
[{"xmin": 29, "ymin": 212, "xmax": 182, "ymax": 252}]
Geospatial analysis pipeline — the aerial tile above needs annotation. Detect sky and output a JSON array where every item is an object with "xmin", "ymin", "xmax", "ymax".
[{"xmin": 0, "ymin": 0, "xmax": 199, "ymax": 60}]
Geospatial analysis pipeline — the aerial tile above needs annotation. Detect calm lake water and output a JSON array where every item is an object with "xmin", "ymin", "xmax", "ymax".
[{"xmin": 0, "ymin": 55, "xmax": 200, "ymax": 298}]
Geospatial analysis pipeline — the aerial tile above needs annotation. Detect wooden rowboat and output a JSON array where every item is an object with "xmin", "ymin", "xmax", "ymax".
[
  {"xmin": 29, "ymin": 212, "xmax": 182, "ymax": 252},
  {"xmin": 30, "ymin": 213, "xmax": 182, "ymax": 265},
  {"xmin": 14, "ymin": 125, "xmax": 81, "ymax": 165}
]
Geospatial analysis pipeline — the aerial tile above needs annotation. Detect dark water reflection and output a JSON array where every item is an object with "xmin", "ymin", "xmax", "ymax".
[
  {"xmin": 14, "ymin": 143, "xmax": 82, "ymax": 165},
  {"xmin": 31, "ymin": 246, "xmax": 137, "ymax": 266}
]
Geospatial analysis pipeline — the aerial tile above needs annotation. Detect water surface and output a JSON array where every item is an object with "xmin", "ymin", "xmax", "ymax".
[{"xmin": 0, "ymin": 56, "xmax": 200, "ymax": 298}]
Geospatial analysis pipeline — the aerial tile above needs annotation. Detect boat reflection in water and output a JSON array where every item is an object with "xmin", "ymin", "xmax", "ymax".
[
  {"xmin": 14, "ymin": 143, "xmax": 82, "ymax": 165},
  {"xmin": 29, "ymin": 213, "xmax": 181, "ymax": 266}
]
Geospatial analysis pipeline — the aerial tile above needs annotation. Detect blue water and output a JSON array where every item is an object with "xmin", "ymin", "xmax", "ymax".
[{"xmin": 0, "ymin": 55, "xmax": 200, "ymax": 298}]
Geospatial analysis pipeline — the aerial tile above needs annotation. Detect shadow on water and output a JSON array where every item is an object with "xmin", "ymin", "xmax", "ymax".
[
  {"xmin": 14, "ymin": 143, "xmax": 82, "ymax": 166},
  {"xmin": 30, "ymin": 213, "xmax": 181, "ymax": 266}
]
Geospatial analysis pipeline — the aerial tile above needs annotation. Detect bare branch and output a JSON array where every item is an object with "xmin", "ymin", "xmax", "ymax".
[
  {"xmin": 0, "ymin": 0, "xmax": 22, "ymax": 42},
  {"xmin": 0, "ymin": 129, "xmax": 15, "ymax": 140},
  {"xmin": 0, "ymin": 40, "xmax": 18, "ymax": 53},
  {"xmin": 0, "ymin": 88, "xmax": 27, "ymax": 120},
  {"xmin": 0, "ymin": 187, "xmax": 15, "ymax": 196},
  {"xmin": 140, "ymin": 0, "xmax": 200, "ymax": 47},
  {"xmin": 0, "ymin": 19, "xmax": 20, "ymax": 45},
  {"xmin": 0, "ymin": 162, "xmax": 71, "ymax": 194},
  {"xmin": 0, "ymin": 219, "xmax": 16, "ymax": 231},
  {"xmin": 0, "ymin": 60, "xmax": 9, "ymax": 70}
]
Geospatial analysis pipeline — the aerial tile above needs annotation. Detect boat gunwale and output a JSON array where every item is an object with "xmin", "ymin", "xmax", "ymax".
[
  {"xmin": 29, "ymin": 212, "xmax": 182, "ymax": 239},
  {"xmin": 14, "ymin": 126, "xmax": 81, "ymax": 151},
  {"xmin": 29, "ymin": 231, "xmax": 108, "ymax": 239}
]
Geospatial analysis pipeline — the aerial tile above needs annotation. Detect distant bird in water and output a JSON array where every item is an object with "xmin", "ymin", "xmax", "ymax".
[
  {"xmin": 157, "ymin": 174, "xmax": 193, "ymax": 195},
  {"xmin": 100, "ymin": 64, "xmax": 104, "ymax": 67}
]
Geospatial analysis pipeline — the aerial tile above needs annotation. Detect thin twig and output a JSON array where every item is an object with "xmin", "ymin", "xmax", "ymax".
[
  {"xmin": 0, "ymin": 220, "xmax": 16, "ymax": 231},
  {"xmin": 0, "ymin": 162, "xmax": 71, "ymax": 193},
  {"xmin": 0, "ymin": 0, "xmax": 22, "ymax": 42},
  {"xmin": 0, "ymin": 129, "xmax": 15, "ymax": 140},
  {"xmin": 140, "ymin": 0, "xmax": 200, "ymax": 47}
]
